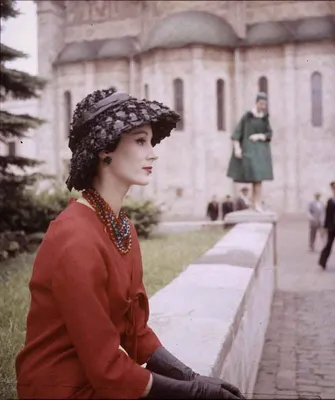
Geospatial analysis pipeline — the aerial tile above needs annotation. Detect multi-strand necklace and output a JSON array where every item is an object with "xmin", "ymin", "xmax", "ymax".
[{"xmin": 82, "ymin": 187, "xmax": 132, "ymax": 255}]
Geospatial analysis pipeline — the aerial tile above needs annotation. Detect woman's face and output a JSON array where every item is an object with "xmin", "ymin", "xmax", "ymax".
[
  {"xmin": 256, "ymin": 99, "xmax": 267, "ymax": 113},
  {"xmin": 104, "ymin": 124, "xmax": 158, "ymax": 187}
]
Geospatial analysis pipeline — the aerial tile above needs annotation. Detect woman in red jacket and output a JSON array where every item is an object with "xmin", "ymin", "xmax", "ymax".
[{"xmin": 15, "ymin": 87, "xmax": 244, "ymax": 399}]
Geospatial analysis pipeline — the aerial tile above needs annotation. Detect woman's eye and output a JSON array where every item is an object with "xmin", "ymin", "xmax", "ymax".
[{"xmin": 136, "ymin": 138, "xmax": 146, "ymax": 145}]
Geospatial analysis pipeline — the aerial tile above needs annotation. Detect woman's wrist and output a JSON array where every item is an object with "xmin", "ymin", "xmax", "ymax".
[{"xmin": 141, "ymin": 373, "xmax": 153, "ymax": 397}]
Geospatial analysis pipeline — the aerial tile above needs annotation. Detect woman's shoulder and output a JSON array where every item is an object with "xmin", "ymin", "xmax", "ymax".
[{"xmin": 46, "ymin": 201, "xmax": 101, "ymax": 246}]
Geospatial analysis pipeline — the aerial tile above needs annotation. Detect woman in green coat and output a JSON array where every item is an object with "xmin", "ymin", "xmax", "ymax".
[{"xmin": 227, "ymin": 92, "xmax": 273, "ymax": 212}]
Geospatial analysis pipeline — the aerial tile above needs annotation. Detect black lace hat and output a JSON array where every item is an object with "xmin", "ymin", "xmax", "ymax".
[{"xmin": 66, "ymin": 88, "xmax": 180, "ymax": 191}]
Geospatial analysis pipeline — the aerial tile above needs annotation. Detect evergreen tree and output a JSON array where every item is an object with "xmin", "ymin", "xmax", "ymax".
[{"xmin": 0, "ymin": 0, "xmax": 46, "ymax": 232}]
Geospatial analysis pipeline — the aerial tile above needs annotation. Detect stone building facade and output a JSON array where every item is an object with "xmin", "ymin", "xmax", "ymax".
[{"xmin": 18, "ymin": 1, "xmax": 335, "ymax": 217}]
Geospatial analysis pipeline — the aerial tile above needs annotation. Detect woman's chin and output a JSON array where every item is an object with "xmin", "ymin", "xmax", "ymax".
[{"xmin": 131, "ymin": 177, "xmax": 151, "ymax": 186}]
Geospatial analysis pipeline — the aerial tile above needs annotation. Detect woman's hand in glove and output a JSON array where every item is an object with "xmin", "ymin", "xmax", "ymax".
[
  {"xmin": 146, "ymin": 347, "xmax": 245, "ymax": 398},
  {"xmin": 192, "ymin": 374, "xmax": 245, "ymax": 399},
  {"xmin": 146, "ymin": 372, "xmax": 241, "ymax": 399},
  {"xmin": 233, "ymin": 141, "xmax": 243, "ymax": 158},
  {"xmin": 249, "ymin": 133, "xmax": 266, "ymax": 142}
]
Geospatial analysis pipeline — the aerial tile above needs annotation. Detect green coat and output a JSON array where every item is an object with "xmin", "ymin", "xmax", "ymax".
[{"xmin": 227, "ymin": 111, "xmax": 274, "ymax": 183}]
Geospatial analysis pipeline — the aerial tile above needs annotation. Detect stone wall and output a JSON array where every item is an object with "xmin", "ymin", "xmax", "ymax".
[
  {"xmin": 135, "ymin": 40, "xmax": 335, "ymax": 217},
  {"xmin": 295, "ymin": 41, "xmax": 335, "ymax": 208},
  {"xmin": 148, "ymin": 222, "xmax": 276, "ymax": 397},
  {"xmin": 240, "ymin": 40, "xmax": 335, "ymax": 212},
  {"xmin": 31, "ymin": 0, "xmax": 335, "ymax": 216},
  {"xmin": 61, "ymin": 1, "xmax": 334, "ymax": 44}
]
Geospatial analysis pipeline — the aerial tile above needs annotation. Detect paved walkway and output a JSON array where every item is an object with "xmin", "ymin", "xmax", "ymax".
[{"xmin": 253, "ymin": 217, "xmax": 335, "ymax": 399}]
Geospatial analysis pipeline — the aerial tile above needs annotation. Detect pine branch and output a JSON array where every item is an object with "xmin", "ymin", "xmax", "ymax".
[
  {"xmin": 0, "ymin": 171, "xmax": 54, "ymax": 200},
  {"xmin": 0, "ymin": 171, "xmax": 46, "ymax": 185},
  {"xmin": 0, "ymin": 1, "xmax": 53, "ymax": 231},
  {"xmin": 0, "ymin": 0, "xmax": 19, "ymax": 21},
  {"xmin": 0, "ymin": 110, "xmax": 45, "ymax": 141},
  {"xmin": 0, "ymin": 42, "xmax": 27, "ymax": 62},
  {"xmin": 0, "ymin": 154, "xmax": 44, "ymax": 172},
  {"xmin": 0, "ymin": 65, "xmax": 46, "ymax": 101}
]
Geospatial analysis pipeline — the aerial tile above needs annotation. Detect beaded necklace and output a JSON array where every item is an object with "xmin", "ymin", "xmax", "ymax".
[{"xmin": 82, "ymin": 187, "xmax": 132, "ymax": 255}]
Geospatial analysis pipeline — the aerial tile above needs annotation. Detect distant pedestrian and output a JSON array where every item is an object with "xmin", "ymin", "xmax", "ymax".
[
  {"xmin": 206, "ymin": 195, "xmax": 219, "ymax": 221},
  {"xmin": 222, "ymin": 195, "xmax": 234, "ymax": 219},
  {"xmin": 319, "ymin": 181, "xmax": 335, "ymax": 269},
  {"xmin": 307, "ymin": 192, "xmax": 325, "ymax": 251}
]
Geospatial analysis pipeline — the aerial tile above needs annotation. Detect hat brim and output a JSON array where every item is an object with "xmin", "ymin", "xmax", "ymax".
[
  {"xmin": 69, "ymin": 96, "xmax": 180, "ymax": 153},
  {"xmin": 104, "ymin": 97, "xmax": 180, "ymax": 147}
]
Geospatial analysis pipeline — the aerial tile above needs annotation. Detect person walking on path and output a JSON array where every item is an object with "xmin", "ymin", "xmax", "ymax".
[
  {"xmin": 307, "ymin": 192, "xmax": 325, "ymax": 252},
  {"xmin": 15, "ymin": 87, "xmax": 243, "ymax": 399},
  {"xmin": 319, "ymin": 181, "xmax": 335, "ymax": 269}
]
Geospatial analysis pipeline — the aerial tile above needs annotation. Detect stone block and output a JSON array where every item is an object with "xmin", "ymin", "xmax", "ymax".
[
  {"xmin": 276, "ymin": 370, "xmax": 296, "ymax": 390},
  {"xmin": 223, "ymin": 210, "xmax": 278, "ymax": 225}
]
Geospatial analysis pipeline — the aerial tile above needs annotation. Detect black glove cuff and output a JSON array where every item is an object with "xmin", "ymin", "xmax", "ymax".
[{"xmin": 146, "ymin": 346, "xmax": 194, "ymax": 381}]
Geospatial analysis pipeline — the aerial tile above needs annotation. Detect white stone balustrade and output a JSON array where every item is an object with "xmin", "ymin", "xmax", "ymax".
[{"xmin": 148, "ymin": 222, "xmax": 275, "ymax": 397}]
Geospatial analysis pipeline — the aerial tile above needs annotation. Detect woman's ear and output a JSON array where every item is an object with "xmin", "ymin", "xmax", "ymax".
[{"xmin": 97, "ymin": 151, "xmax": 111, "ymax": 162}]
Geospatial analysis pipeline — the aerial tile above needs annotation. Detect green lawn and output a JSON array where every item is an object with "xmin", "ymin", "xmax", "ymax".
[{"xmin": 0, "ymin": 229, "xmax": 224, "ymax": 399}]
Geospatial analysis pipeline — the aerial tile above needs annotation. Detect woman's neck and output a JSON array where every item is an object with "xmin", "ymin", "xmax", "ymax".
[
  {"xmin": 91, "ymin": 176, "xmax": 129, "ymax": 216},
  {"xmin": 252, "ymin": 107, "xmax": 264, "ymax": 118}
]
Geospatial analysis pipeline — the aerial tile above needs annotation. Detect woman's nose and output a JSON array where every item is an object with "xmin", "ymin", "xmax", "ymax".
[{"xmin": 148, "ymin": 147, "xmax": 158, "ymax": 161}]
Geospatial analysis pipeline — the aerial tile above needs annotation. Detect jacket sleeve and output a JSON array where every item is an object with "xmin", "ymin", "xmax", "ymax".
[
  {"xmin": 51, "ymin": 229, "xmax": 151, "ymax": 399},
  {"xmin": 324, "ymin": 200, "xmax": 331, "ymax": 229},
  {"xmin": 134, "ymin": 281, "xmax": 163, "ymax": 365},
  {"xmin": 307, "ymin": 202, "xmax": 314, "ymax": 220},
  {"xmin": 231, "ymin": 114, "xmax": 246, "ymax": 141},
  {"xmin": 264, "ymin": 117, "xmax": 273, "ymax": 141}
]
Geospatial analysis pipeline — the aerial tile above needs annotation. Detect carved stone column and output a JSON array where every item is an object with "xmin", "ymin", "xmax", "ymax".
[
  {"xmin": 84, "ymin": 61, "xmax": 95, "ymax": 96},
  {"xmin": 232, "ymin": 47, "xmax": 245, "ymax": 197},
  {"xmin": 284, "ymin": 44, "xmax": 299, "ymax": 212},
  {"xmin": 191, "ymin": 46, "xmax": 206, "ymax": 216},
  {"xmin": 36, "ymin": 1, "xmax": 65, "ymax": 180},
  {"xmin": 151, "ymin": 51, "xmax": 165, "ymax": 199}
]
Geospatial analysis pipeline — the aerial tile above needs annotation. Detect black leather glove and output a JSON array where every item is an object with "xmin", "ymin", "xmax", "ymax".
[
  {"xmin": 146, "ymin": 347, "xmax": 245, "ymax": 399},
  {"xmin": 146, "ymin": 372, "xmax": 240, "ymax": 399}
]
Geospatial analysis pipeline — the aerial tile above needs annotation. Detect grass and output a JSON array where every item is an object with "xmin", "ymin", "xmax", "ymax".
[{"xmin": 0, "ymin": 229, "xmax": 224, "ymax": 399}]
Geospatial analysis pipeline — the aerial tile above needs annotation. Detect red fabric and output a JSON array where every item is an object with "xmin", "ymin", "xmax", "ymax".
[
  {"xmin": 68, "ymin": 197, "xmax": 76, "ymax": 205},
  {"xmin": 16, "ymin": 201, "xmax": 162, "ymax": 399}
]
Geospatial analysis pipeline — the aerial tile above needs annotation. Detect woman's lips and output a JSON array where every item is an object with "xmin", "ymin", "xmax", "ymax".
[{"xmin": 143, "ymin": 167, "xmax": 152, "ymax": 174}]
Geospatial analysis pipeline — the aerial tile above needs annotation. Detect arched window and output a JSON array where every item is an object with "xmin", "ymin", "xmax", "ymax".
[
  {"xmin": 311, "ymin": 72, "xmax": 323, "ymax": 127},
  {"xmin": 258, "ymin": 76, "xmax": 268, "ymax": 95},
  {"xmin": 216, "ymin": 79, "xmax": 226, "ymax": 131},
  {"xmin": 173, "ymin": 78, "xmax": 184, "ymax": 130},
  {"xmin": 64, "ymin": 90, "xmax": 72, "ymax": 138},
  {"xmin": 8, "ymin": 141, "xmax": 16, "ymax": 156}
]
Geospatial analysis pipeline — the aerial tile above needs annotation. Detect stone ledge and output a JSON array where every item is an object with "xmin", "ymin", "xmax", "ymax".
[
  {"xmin": 224, "ymin": 209, "xmax": 278, "ymax": 225},
  {"xmin": 148, "ymin": 222, "xmax": 275, "ymax": 397}
]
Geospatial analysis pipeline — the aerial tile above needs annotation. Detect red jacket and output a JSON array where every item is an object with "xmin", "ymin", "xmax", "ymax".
[{"xmin": 16, "ymin": 201, "xmax": 162, "ymax": 399}]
